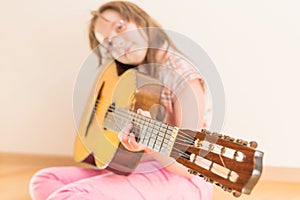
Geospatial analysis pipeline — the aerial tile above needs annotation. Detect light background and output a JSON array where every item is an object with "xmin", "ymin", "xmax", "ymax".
[{"xmin": 0, "ymin": 0, "xmax": 299, "ymax": 168}]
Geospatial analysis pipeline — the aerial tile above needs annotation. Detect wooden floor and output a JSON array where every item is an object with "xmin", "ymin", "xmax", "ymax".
[{"xmin": 1, "ymin": 152, "xmax": 300, "ymax": 200}]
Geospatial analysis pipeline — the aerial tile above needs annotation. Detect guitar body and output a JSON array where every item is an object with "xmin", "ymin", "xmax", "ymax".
[
  {"xmin": 73, "ymin": 61, "xmax": 264, "ymax": 197},
  {"xmin": 74, "ymin": 61, "xmax": 161, "ymax": 174}
]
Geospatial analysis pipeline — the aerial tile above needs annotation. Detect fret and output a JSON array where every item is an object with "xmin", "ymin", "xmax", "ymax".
[
  {"xmin": 103, "ymin": 108, "xmax": 178, "ymax": 155},
  {"xmin": 158, "ymin": 124, "xmax": 168, "ymax": 152},
  {"xmin": 163, "ymin": 128, "xmax": 173, "ymax": 152},
  {"xmin": 150, "ymin": 120, "xmax": 160, "ymax": 150},
  {"xmin": 153, "ymin": 122, "xmax": 165, "ymax": 152},
  {"xmin": 135, "ymin": 115, "xmax": 145, "ymax": 142},
  {"xmin": 152, "ymin": 120, "xmax": 160, "ymax": 150},
  {"xmin": 132, "ymin": 113, "xmax": 142, "ymax": 141},
  {"xmin": 131, "ymin": 114, "xmax": 150, "ymax": 145},
  {"xmin": 146, "ymin": 120, "xmax": 155, "ymax": 148},
  {"xmin": 141, "ymin": 117, "xmax": 150, "ymax": 145},
  {"xmin": 154, "ymin": 123, "xmax": 165, "ymax": 151},
  {"xmin": 160, "ymin": 125, "xmax": 174, "ymax": 154},
  {"xmin": 129, "ymin": 110, "xmax": 135, "ymax": 122},
  {"xmin": 152, "ymin": 121, "xmax": 161, "ymax": 151},
  {"xmin": 156, "ymin": 121, "xmax": 167, "ymax": 151},
  {"xmin": 142, "ymin": 117, "xmax": 171, "ymax": 153},
  {"xmin": 165, "ymin": 126, "xmax": 178, "ymax": 156}
]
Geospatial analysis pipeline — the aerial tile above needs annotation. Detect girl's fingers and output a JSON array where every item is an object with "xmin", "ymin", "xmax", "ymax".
[
  {"xmin": 127, "ymin": 133, "xmax": 139, "ymax": 150},
  {"xmin": 118, "ymin": 122, "xmax": 132, "ymax": 141},
  {"xmin": 126, "ymin": 133, "xmax": 135, "ymax": 149},
  {"xmin": 118, "ymin": 121, "xmax": 146, "ymax": 152},
  {"xmin": 137, "ymin": 108, "xmax": 151, "ymax": 118},
  {"xmin": 118, "ymin": 122, "xmax": 136, "ymax": 150},
  {"xmin": 122, "ymin": 121, "xmax": 133, "ymax": 133}
]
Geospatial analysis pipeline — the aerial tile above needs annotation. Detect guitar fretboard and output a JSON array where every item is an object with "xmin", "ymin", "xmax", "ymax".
[{"xmin": 103, "ymin": 107, "xmax": 178, "ymax": 156}]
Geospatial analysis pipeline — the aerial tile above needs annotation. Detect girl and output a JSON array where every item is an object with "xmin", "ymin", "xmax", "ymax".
[{"xmin": 30, "ymin": 1, "xmax": 213, "ymax": 199}]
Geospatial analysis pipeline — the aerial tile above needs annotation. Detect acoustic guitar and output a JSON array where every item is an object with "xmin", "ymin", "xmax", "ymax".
[{"xmin": 74, "ymin": 61, "xmax": 263, "ymax": 197}]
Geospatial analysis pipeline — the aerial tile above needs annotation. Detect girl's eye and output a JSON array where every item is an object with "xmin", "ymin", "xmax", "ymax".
[
  {"xmin": 116, "ymin": 24, "xmax": 125, "ymax": 32},
  {"xmin": 116, "ymin": 19, "xmax": 126, "ymax": 32}
]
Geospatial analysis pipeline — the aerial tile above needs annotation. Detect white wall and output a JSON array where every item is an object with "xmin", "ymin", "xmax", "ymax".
[{"xmin": 1, "ymin": 0, "xmax": 299, "ymax": 168}]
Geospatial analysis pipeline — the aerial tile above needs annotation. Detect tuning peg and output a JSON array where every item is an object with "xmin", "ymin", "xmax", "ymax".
[
  {"xmin": 202, "ymin": 129, "xmax": 212, "ymax": 135},
  {"xmin": 215, "ymin": 182, "xmax": 221, "ymax": 187},
  {"xmin": 221, "ymin": 185, "xmax": 232, "ymax": 193},
  {"xmin": 224, "ymin": 135, "xmax": 235, "ymax": 142},
  {"xmin": 197, "ymin": 140, "xmax": 203, "ymax": 147},
  {"xmin": 212, "ymin": 132, "xmax": 223, "ymax": 138},
  {"xmin": 188, "ymin": 168, "xmax": 199, "ymax": 175},
  {"xmin": 249, "ymin": 141, "xmax": 258, "ymax": 148},
  {"xmin": 208, "ymin": 144, "xmax": 215, "ymax": 151},
  {"xmin": 236, "ymin": 139, "xmax": 248, "ymax": 146},
  {"xmin": 221, "ymin": 147, "xmax": 226, "ymax": 155},
  {"xmin": 233, "ymin": 151, "xmax": 238, "ymax": 159},
  {"xmin": 207, "ymin": 177, "xmax": 214, "ymax": 184},
  {"xmin": 203, "ymin": 176, "xmax": 214, "ymax": 183},
  {"xmin": 233, "ymin": 191, "xmax": 241, "ymax": 197},
  {"xmin": 201, "ymin": 129, "xmax": 207, "ymax": 134}
]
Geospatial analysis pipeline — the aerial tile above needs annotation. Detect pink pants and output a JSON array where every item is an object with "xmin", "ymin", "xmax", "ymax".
[{"xmin": 29, "ymin": 159, "xmax": 213, "ymax": 200}]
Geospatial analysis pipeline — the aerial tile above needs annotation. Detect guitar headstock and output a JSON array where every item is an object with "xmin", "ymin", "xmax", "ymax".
[{"xmin": 171, "ymin": 129, "xmax": 263, "ymax": 197}]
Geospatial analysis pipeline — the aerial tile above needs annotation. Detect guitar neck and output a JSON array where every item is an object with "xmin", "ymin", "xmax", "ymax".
[
  {"xmin": 103, "ymin": 106, "xmax": 264, "ymax": 197},
  {"xmin": 103, "ymin": 107, "xmax": 178, "ymax": 156}
]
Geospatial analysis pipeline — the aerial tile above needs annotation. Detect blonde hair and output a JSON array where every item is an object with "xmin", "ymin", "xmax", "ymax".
[{"xmin": 89, "ymin": 1, "xmax": 179, "ymax": 67}]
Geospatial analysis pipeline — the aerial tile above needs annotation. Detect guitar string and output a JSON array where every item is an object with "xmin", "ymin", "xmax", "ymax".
[
  {"xmin": 88, "ymin": 116, "xmax": 232, "ymax": 184},
  {"xmin": 104, "ymin": 114, "xmax": 232, "ymax": 180},
  {"xmin": 105, "ymin": 110, "xmax": 176, "ymax": 139},
  {"xmin": 92, "ymin": 103, "xmax": 196, "ymax": 145},
  {"xmin": 93, "ymin": 104, "xmax": 230, "ymax": 163},
  {"xmin": 104, "ymin": 113, "xmax": 174, "ymax": 152},
  {"xmin": 91, "ymin": 91, "xmax": 239, "ymax": 149},
  {"xmin": 104, "ymin": 116, "xmax": 206, "ymax": 156},
  {"xmin": 101, "ymin": 111, "xmax": 227, "ymax": 158},
  {"xmin": 103, "ymin": 108, "xmax": 197, "ymax": 146},
  {"xmin": 93, "ymin": 98, "xmax": 197, "ymax": 142},
  {"xmin": 105, "ymin": 113, "xmax": 226, "ymax": 170},
  {"xmin": 83, "ymin": 91, "xmax": 239, "ymax": 181},
  {"xmin": 104, "ymin": 116, "xmax": 209, "ymax": 153},
  {"xmin": 87, "ymin": 99, "xmax": 237, "ymax": 186},
  {"xmin": 93, "ymin": 99, "xmax": 197, "ymax": 143},
  {"xmin": 94, "ymin": 110, "xmax": 231, "ymax": 175},
  {"xmin": 98, "ymin": 111, "xmax": 214, "ymax": 159},
  {"xmin": 91, "ymin": 98, "xmax": 230, "ymax": 169},
  {"xmin": 171, "ymin": 147, "xmax": 231, "ymax": 180},
  {"xmin": 96, "ymin": 100, "xmax": 175, "ymax": 133},
  {"xmin": 105, "ymin": 113, "xmax": 230, "ymax": 173},
  {"xmin": 106, "ymin": 108, "xmax": 234, "ymax": 166}
]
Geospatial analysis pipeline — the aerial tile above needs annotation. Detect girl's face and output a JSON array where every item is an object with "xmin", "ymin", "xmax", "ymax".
[{"xmin": 94, "ymin": 9, "xmax": 148, "ymax": 65}]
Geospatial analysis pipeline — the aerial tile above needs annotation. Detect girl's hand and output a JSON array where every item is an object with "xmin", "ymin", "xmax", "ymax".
[{"xmin": 118, "ymin": 109, "xmax": 150, "ymax": 152}]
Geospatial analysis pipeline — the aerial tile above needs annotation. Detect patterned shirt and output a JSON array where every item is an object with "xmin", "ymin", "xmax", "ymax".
[{"xmin": 138, "ymin": 51, "xmax": 212, "ymax": 128}]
